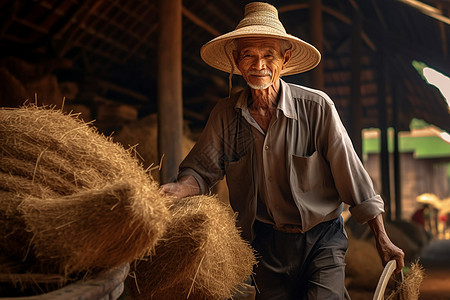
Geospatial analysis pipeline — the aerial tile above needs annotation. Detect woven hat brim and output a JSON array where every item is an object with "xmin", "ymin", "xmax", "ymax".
[{"xmin": 200, "ymin": 26, "xmax": 321, "ymax": 76}]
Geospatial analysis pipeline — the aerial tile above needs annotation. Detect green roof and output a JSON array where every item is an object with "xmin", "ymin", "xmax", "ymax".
[{"xmin": 363, "ymin": 128, "xmax": 450, "ymax": 159}]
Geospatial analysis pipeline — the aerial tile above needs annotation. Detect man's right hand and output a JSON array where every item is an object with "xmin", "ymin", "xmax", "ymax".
[{"xmin": 159, "ymin": 176, "xmax": 200, "ymax": 199}]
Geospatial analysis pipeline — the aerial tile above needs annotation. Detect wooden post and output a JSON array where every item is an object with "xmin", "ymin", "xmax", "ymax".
[
  {"xmin": 393, "ymin": 80, "xmax": 402, "ymax": 220},
  {"xmin": 157, "ymin": 0, "xmax": 183, "ymax": 184},
  {"xmin": 351, "ymin": 10, "xmax": 363, "ymax": 159},
  {"xmin": 377, "ymin": 51, "xmax": 392, "ymax": 221},
  {"xmin": 309, "ymin": 0, "xmax": 324, "ymax": 90}
]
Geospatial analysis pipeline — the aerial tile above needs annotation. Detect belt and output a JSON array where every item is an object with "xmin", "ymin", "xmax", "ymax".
[{"xmin": 272, "ymin": 224, "xmax": 305, "ymax": 234}]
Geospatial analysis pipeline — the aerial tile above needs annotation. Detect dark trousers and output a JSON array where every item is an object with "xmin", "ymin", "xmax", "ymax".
[{"xmin": 251, "ymin": 217, "xmax": 350, "ymax": 300}]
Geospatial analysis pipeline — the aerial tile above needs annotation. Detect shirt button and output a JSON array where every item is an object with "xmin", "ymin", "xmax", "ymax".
[
  {"xmin": 264, "ymin": 145, "xmax": 269, "ymax": 150},
  {"xmin": 268, "ymin": 176, "xmax": 273, "ymax": 181}
]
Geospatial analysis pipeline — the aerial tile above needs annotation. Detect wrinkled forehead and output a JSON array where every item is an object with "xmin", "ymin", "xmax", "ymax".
[{"xmin": 234, "ymin": 37, "xmax": 282, "ymax": 52}]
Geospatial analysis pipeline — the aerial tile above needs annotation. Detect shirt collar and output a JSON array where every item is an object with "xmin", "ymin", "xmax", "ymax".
[
  {"xmin": 234, "ymin": 79, "xmax": 297, "ymax": 120},
  {"xmin": 235, "ymin": 87, "xmax": 250, "ymax": 110},
  {"xmin": 277, "ymin": 79, "xmax": 297, "ymax": 120}
]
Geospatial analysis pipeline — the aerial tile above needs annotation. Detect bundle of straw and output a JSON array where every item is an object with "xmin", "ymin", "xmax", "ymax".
[
  {"xmin": 386, "ymin": 261, "xmax": 424, "ymax": 300},
  {"xmin": 0, "ymin": 105, "xmax": 170, "ymax": 276},
  {"xmin": 129, "ymin": 195, "xmax": 256, "ymax": 300}
]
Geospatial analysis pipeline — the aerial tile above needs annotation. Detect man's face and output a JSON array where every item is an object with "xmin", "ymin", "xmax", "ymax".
[{"xmin": 233, "ymin": 37, "xmax": 291, "ymax": 90}]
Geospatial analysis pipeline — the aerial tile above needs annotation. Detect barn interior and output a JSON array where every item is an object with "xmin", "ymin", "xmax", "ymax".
[{"xmin": 0, "ymin": 0, "xmax": 449, "ymax": 299}]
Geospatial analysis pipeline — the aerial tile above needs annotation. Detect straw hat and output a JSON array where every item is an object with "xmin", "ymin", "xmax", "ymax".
[
  {"xmin": 416, "ymin": 193, "xmax": 442, "ymax": 209},
  {"xmin": 200, "ymin": 2, "xmax": 321, "ymax": 76}
]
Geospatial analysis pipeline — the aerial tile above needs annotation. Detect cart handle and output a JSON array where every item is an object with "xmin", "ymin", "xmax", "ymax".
[{"xmin": 373, "ymin": 260, "xmax": 404, "ymax": 300}]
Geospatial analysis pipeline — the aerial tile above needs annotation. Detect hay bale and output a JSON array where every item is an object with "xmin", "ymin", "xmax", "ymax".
[
  {"xmin": 18, "ymin": 182, "xmax": 163, "ymax": 274},
  {"xmin": 128, "ymin": 195, "xmax": 256, "ymax": 300},
  {"xmin": 0, "ymin": 105, "xmax": 170, "ymax": 276}
]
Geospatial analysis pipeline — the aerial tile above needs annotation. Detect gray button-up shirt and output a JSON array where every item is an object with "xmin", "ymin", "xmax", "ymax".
[
  {"xmin": 238, "ymin": 91, "xmax": 301, "ymax": 227},
  {"xmin": 179, "ymin": 79, "xmax": 385, "ymax": 241}
]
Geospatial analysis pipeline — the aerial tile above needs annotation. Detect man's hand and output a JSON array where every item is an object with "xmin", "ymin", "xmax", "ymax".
[
  {"xmin": 159, "ymin": 176, "xmax": 200, "ymax": 199},
  {"xmin": 368, "ymin": 214, "xmax": 405, "ymax": 274}
]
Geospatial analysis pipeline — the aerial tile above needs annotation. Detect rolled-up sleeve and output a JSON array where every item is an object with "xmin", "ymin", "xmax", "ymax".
[{"xmin": 349, "ymin": 194, "xmax": 385, "ymax": 223}]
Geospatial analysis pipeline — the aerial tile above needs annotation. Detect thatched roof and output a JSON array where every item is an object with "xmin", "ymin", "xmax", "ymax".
[{"xmin": 0, "ymin": 0, "xmax": 448, "ymax": 133}]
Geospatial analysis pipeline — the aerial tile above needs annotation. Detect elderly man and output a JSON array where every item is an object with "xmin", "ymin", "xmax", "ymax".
[{"xmin": 161, "ymin": 2, "xmax": 404, "ymax": 299}]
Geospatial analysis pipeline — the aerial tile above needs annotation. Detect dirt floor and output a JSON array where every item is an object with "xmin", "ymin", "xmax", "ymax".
[{"xmin": 418, "ymin": 239, "xmax": 450, "ymax": 300}]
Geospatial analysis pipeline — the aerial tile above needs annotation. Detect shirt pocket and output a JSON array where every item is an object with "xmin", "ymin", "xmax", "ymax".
[
  {"xmin": 290, "ymin": 151, "xmax": 333, "ymax": 193},
  {"xmin": 224, "ymin": 154, "xmax": 254, "ymax": 212},
  {"xmin": 225, "ymin": 154, "xmax": 252, "ymax": 184}
]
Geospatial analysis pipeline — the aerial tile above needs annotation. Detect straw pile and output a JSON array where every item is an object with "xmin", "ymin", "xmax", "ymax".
[
  {"xmin": 0, "ymin": 105, "xmax": 170, "ymax": 276},
  {"xmin": 386, "ymin": 261, "xmax": 424, "ymax": 300},
  {"xmin": 128, "ymin": 195, "xmax": 256, "ymax": 300}
]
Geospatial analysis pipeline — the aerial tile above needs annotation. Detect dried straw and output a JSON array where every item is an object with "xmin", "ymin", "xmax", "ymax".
[
  {"xmin": 0, "ymin": 105, "xmax": 170, "ymax": 276},
  {"xmin": 386, "ymin": 261, "xmax": 424, "ymax": 300},
  {"xmin": 129, "ymin": 195, "xmax": 256, "ymax": 300},
  {"xmin": 18, "ymin": 182, "xmax": 164, "ymax": 274}
]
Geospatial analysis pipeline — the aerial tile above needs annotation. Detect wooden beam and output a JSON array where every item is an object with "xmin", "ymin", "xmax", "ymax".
[
  {"xmin": 370, "ymin": 0, "xmax": 388, "ymax": 29},
  {"xmin": 350, "ymin": 10, "xmax": 363, "ymax": 159},
  {"xmin": 53, "ymin": 0, "xmax": 94, "ymax": 39},
  {"xmin": 279, "ymin": 3, "xmax": 377, "ymax": 52},
  {"xmin": 309, "ymin": 0, "xmax": 324, "ymax": 90},
  {"xmin": 122, "ymin": 24, "xmax": 158, "ymax": 64},
  {"xmin": 157, "ymin": 0, "xmax": 183, "ymax": 184},
  {"xmin": 95, "ymin": 79, "xmax": 150, "ymax": 102},
  {"xmin": 58, "ymin": 0, "xmax": 107, "ymax": 56},
  {"xmin": 0, "ymin": 1, "xmax": 18, "ymax": 39},
  {"xmin": 183, "ymin": 6, "xmax": 221, "ymax": 37},
  {"xmin": 377, "ymin": 50, "xmax": 392, "ymax": 221},
  {"xmin": 184, "ymin": 108, "xmax": 206, "ymax": 121},
  {"xmin": 322, "ymin": 6, "xmax": 377, "ymax": 51},
  {"xmin": 437, "ymin": 3, "xmax": 448, "ymax": 59},
  {"xmin": 364, "ymin": 18, "xmax": 450, "ymax": 76},
  {"xmin": 12, "ymin": 17, "xmax": 48, "ymax": 34},
  {"xmin": 277, "ymin": 3, "xmax": 309, "ymax": 13},
  {"xmin": 395, "ymin": 0, "xmax": 450, "ymax": 25},
  {"xmin": 392, "ymin": 79, "xmax": 402, "ymax": 220}
]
